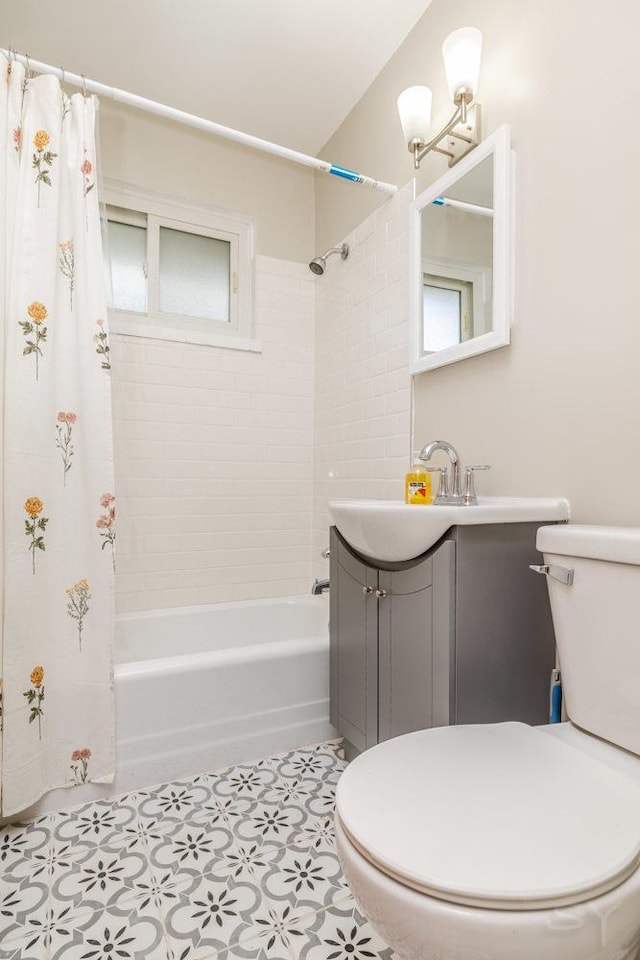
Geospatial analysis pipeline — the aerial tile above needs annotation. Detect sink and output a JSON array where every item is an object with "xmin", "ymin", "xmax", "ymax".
[{"xmin": 329, "ymin": 496, "xmax": 571, "ymax": 563}]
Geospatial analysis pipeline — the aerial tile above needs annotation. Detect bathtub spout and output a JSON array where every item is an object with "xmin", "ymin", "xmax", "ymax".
[{"xmin": 312, "ymin": 578, "xmax": 330, "ymax": 595}]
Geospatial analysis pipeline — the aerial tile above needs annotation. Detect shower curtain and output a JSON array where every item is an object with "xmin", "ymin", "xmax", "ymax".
[{"xmin": 0, "ymin": 54, "xmax": 115, "ymax": 816}]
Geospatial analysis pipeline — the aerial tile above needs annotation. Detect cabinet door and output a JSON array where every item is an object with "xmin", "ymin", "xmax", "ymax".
[
  {"xmin": 453, "ymin": 524, "xmax": 556, "ymax": 725},
  {"xmin": 378, "ymin": 555, "xmax": 435, "ymax": 742},
  {"xmin": 330, "ymin": 529, "xmax": 378, "ymax": 753}
]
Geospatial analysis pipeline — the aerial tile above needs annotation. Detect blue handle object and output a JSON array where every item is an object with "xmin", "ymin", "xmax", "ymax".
[
  {"xmin": 549, "ymin": 670, "xmax": 562, "ymax": 723},
  {"xmin": 329, "ymin": 164, "xmax": 363, "ymax": 184},
  {"xmin": 432, "ymin": 196, "xmax": 445, "ymax": 206}
]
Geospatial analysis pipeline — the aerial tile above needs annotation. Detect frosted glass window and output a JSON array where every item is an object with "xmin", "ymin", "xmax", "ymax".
[
  {"xmin": 423, "ymin": 284, "xmax": 462, "ymax": 352},
  {"xmin": 159, "ymin": 227, "xmax": 230, "ymax": 322},
  {"xmin": 107, "ymin": 221, "xmax": 148, "ymax": 313},
  {"xmin": 103, "ymin": 188, "xmax": 254, "ymax": 346}
]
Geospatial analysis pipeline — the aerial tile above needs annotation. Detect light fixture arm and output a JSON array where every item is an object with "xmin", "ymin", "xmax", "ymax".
[
  {"xmin": 411, "ymin": 101, "xmax": 481, "ymax": 169},
  {"xmin": 412, "ymin": 98, "xmax": 467, "ymax": 169}
]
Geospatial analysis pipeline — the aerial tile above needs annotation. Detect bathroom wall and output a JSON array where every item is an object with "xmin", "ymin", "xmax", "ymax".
[
  {"xmin": 312, "ymin": 183, "xmax": 413, "ymax": 580},
  {"xmin": 100, "ymin": 105, "xmax": 319, "ymax": 611},
  {"xmin": 315, "ymin": 0, "xmax": 640, "ymax": 525},
  {"xmin": 112, "ymin": 256, "xmax": 315, "ymax": 612},
  {"xmin": 97, "ymin": 97, "xmax": 416, "ymax": 608},
  {"xmin": 97, "ymin": 87, "xmax": 322, "ymax": 610},
  {"xmin": 98, "ymin": 102, "xmax": 314, "ymax": 260}
]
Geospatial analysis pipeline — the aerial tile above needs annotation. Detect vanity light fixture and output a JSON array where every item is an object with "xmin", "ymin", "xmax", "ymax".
[{"xmin": 397, "ymin": 26, "xmax": 483, "ymax": 169}]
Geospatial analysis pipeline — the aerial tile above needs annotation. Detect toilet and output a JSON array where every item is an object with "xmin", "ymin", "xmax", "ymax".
[{"xmin": 335, "ymin": 524, "xmax": 640, "ymax": 960}]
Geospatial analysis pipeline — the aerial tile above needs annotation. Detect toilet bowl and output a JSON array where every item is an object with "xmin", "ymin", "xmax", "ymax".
[{"xmin": 334, "ymin": 525, "xmax": 640, "ymax": 960}]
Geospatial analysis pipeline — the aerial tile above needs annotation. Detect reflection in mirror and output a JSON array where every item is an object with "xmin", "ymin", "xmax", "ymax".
[
  {"xmin": 423, "ymin": 275, "xmax": 472, "ymax": 351},
  {"xmin": 409, "ymin": 125, "xmax": 512, "ymax": 374},
  {"xmin": 421, "ymin": 155, "xmax": 493, "ymax": 353}
]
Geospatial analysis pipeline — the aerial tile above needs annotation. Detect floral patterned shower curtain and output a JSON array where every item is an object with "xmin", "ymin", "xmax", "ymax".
[{"xmin": 0, "ymin": 54, "xmax": 115, "ymax": 816}]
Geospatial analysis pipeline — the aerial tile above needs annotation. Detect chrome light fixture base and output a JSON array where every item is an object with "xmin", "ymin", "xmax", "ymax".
[
  {"xmin": 434, "ymin": 102, "xmax": 481, "ymax": 167},
  {"xmin": 410, "ymin": 103, "xmax": 481, "ymax": 169}
]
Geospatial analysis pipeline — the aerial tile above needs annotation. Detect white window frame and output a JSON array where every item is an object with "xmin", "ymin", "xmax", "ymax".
[{"xmin": 102, "ymin": 179, "xmax": 259, "ymax": 351}]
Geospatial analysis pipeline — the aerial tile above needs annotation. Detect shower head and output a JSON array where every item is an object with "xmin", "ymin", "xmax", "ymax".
[
  {"xmin": 308, "ymin": 243, "xmax": 349, "ymax": 276},
  {"xmin": 308, "ymin": 257, "xmax": 326, "ymax": 276}
]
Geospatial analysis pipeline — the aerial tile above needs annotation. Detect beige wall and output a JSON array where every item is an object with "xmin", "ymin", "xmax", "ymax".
[
  {"xmin": 99, "ymin": 101, "xmax": 314, "ymax": 259},
  {"xmin": 2, "ymin": 5, "xmax": 316, "ymax": 259},
  {"xmin": 316, "ymin": 0, "xmax": 640, "ymax": 525}
]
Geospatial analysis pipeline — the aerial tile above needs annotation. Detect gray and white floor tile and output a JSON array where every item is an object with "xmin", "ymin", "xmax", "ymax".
[{"xmin": 0, "ymin": 740, "xmax": 398, "ymax": 960}]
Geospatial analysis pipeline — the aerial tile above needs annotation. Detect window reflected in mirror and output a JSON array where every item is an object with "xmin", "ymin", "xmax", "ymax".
[
  {"xmin": 422, "ymin": 273, "xmax": 473, "ymax": 352},
  {"xmin": 420, "ymin": 154, "xmax": 493, "ymax": 358}
]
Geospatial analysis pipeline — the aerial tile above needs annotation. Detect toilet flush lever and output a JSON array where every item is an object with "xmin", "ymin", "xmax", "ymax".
[{"xmin": 529, "ymin": 563, "xmax": 574, "ymax": 586}]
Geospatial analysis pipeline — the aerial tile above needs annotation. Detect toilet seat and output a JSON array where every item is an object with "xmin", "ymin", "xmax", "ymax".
[{"xmin": 336, "ymin": 722, "xmax": 640, "ymax": 910}]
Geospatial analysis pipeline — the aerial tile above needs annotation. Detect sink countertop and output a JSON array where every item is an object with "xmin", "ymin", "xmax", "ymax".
[{"xmin": 329, "ymin": 496, "xmax": 571, "ymax": 563}]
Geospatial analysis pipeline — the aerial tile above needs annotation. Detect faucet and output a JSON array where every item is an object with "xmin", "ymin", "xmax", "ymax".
[
  {"xmin": 418, "ymin": 440, "xmax": 463, "ymax": 503},
  {"xmin": 418, "ymin": 440, "xmax": 491, "ymax": 505},
  {"xmin": 312, "ymin": 578, "xmax": 330, "ymax": 595}
]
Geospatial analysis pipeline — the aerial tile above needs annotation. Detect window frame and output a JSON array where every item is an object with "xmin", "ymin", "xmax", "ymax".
[{"xmin": 102, "ymin": 180, "xmax": 258, "ymax": 351}]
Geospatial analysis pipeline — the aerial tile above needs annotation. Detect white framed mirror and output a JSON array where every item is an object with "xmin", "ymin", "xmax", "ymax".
[{"xmin": 409, "ymin": 124, "xmax": 514, "ymax": 374}]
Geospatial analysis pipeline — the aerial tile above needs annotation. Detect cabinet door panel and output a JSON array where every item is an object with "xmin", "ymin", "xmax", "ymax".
[
  {"xmin": 378, "ymin": 558, "xmax": 434, "ymax": 742},
  {"xmin": 330, "ymin": 530, "xmax": 378, "ymax": 752},
  {"xmin": 454, "ymin": 524, "xmax": 555, "ymax": 725}
]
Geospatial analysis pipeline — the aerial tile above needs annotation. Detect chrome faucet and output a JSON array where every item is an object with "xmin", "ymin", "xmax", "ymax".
[
  {"xmin": 418, "ymin": 440, "xmax": 463, "ymax": 503},
  {"xmin": 418, "ymin": 440, "xmax": 491, "ymax": 505},
  {"xmin": 312, "ymin": 578, "xmax": 330, "ymax": 595}
]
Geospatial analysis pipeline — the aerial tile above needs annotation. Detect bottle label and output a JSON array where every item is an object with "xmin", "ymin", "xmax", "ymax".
[{"xmin": 408, "ymin": 480, "xmax": 428, "ymax": 503}]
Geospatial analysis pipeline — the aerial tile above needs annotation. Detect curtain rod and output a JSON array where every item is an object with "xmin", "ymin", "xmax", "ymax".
[{"xmin": 2, "ymin": 49, "xmax": 397, "ymax": 197}]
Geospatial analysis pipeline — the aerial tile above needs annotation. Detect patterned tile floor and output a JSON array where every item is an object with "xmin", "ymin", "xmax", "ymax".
[{"xmin": 0, "ymin": 740, "xmax": 397, "ymax": 960}]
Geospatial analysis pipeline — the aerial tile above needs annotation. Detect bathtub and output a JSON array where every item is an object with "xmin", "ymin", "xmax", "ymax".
[
  {"xmin": 4, "ymin": 595, "xmax": 335, "ymax": 821},
  {"xmin": 113, "ymin": 594, "xmax": 335, "ymax": 793}
]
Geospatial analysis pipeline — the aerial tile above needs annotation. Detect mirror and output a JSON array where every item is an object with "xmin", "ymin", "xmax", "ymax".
[{"xmin": 409, "ymin": 125, "xmax": 513, "ymax": 374}]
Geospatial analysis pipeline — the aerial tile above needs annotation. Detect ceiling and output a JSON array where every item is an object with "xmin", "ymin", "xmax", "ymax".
[{"xmin": 3, "ymin": 0, "xmax": 433, "ymax": 155}]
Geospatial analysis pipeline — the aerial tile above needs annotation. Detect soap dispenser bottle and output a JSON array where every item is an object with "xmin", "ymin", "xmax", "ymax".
[{"xmin": 405, "ymin": 455, "xmax": 431, "ymax": 505}]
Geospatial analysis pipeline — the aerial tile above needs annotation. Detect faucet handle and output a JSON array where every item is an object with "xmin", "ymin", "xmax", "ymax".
[
  {"xmin": 437, "ymin": 467, "xmax": 449, "ymax": 500},
  {"xmin": 420, "ymin": 466, "xmax": 446, "ymax": 505},
  {"xmin": 463, "ymin": 465, "xmax": 491, "ymax": 505},
  {"xmin": 430, "ymin": 467, "xmax": 450, "ymax": 504}
]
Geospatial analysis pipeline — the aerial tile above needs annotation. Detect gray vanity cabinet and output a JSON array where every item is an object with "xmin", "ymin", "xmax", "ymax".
[{"xmin": 329, "ymin": 522, "xmax": 556, "ymax": 757}]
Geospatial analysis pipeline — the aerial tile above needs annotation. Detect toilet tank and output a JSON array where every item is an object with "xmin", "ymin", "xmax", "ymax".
[{"xmin": 536, "ymin": 524, "xmax": 640, "ymax": 757}]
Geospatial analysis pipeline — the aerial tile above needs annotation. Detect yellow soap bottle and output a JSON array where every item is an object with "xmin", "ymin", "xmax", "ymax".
[{"xmin": 405, "ymin": 456, "xmax": 431, "ymax": 505}]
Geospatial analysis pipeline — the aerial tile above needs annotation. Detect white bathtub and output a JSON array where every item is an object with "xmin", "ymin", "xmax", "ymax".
[
  {"xmin": 113, "ymin": 594, "xmax": 335, "ymax": 792},
  {"xmin": 5, "ymin": 595, "xmax": 335, "ymax": 821}
]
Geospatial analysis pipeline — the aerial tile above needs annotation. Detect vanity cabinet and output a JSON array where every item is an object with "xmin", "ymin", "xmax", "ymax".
[{"xmin": 329, "ymin": 522, "xmax": 556, "ymax": 757}]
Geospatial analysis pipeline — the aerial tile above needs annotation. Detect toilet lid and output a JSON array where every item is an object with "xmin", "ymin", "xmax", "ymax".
[{"xmin": 336, "ymin": 723, "xmax": 640, "ymax": 910}]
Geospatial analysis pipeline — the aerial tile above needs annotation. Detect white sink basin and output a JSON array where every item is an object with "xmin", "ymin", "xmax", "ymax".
[{"xmin": 329, "ymin": 496, "xmax": 571, "ymax": 563}]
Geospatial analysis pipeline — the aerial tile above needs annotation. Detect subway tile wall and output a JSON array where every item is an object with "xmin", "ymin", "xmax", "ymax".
[
  {"xmin": 111, "ymin": 256, "xmax": 315, "ymax": 613},
  {"xmin": 111, "ymin": 187, "xmax": 412, "ymax": 612},
  {"xmin": 312, "ymin": 182, "xmax": 413, "ymax": 580}
]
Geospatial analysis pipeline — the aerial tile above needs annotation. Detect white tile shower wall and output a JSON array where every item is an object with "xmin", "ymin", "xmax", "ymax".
[
  {"xmin": 111, "ymin": 256, "xmax": 315, "ymax": 613},
  {"xmin": 312, "ymin": 182, "xmax": 414, "ymax": 578}
]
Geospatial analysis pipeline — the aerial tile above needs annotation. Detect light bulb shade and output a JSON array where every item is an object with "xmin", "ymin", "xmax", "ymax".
[
  {"xmin": 442, "ymin": 27, "xmax": 482, "ymax": 102},
  {"xmin": 397, "ymin": 85, "xmax": 432, "ymax": 145}
]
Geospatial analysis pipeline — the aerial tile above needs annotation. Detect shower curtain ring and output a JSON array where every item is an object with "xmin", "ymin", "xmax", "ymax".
[
  {"xmin": 60, "ymin": 65, "xmax": 65, "ymax": 87},
  {"xmin": 81, "ymin": 73, "xmax": 87, "ymax": 97},
  {"xmin": 22, "ymin": 54, "xmax": 35, "ymax": 91}
]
